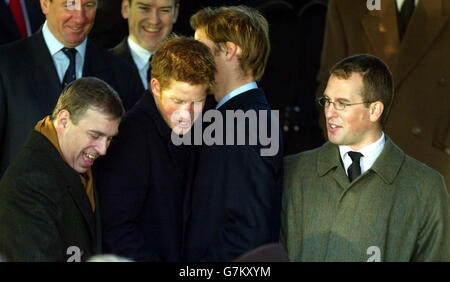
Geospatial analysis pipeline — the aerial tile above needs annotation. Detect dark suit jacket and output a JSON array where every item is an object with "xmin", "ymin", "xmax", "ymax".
[
  {"xmin": 0, "ymin": 0, "xmax": 45, "ymax": 45},
  {"xmin": 89, "ymin": 0, "xmax": 128, "ymax": 49},
  {"xmin": 317, "ymin": 0, "xmax": 450, "ymax": 189},
  {"xmin": 110, "ymin": 37, "xmax": 146, "ymax": 94},
  {"xmin": 0, "ymin": 130, "xmax": 101, "ymax": 261},
  {"xmin": 95, "ymin": 92, "xmax": 192, "ymax": 261},
  {"xmin": 182, "ymin": 88, "xmax": 284, "ymax": 261},
  {"xmin": 0, "ymin": 30, "xmax": 141, "ymax": 177}
]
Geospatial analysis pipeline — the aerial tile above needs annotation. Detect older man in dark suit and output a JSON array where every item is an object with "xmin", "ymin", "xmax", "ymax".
[
  {"xmin": 0, "ymin": 0, "xmax": 141, "ymax": 177},
  {"xmin": 282, "ymin": 54, "xmax": 449, "ymax": 262},
  {"xmin": 0, "ymin": 77, "xmax": 124, "ymax": 262},
  {"xmin": 95, "ymin": 36, "xmax": 216, "ymax": 261}
]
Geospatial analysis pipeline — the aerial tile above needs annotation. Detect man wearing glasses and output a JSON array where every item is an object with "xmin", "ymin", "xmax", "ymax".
[{"xmin": 281, "ymin": 54, "xmax": 449, "ymax": 262}]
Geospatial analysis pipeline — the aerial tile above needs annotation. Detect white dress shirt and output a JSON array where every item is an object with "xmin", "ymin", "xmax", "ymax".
[
  {"xmin": 42, "ymin": 21, "xmax": 87, "ymax": 83},
  {"xmin": 128, "ymin": 36, "xmax": 152, "ymax": 90},
  {"xmin": 339, "ymin": 132, "xmax": 386, "ymax": 177},
  {"xmin": 216, "ymin": 82, "xmax": 258, "ymax": 109},
  {"xmin": 396, "ymin": 0, "xmax": 419, "ymax": 11}
]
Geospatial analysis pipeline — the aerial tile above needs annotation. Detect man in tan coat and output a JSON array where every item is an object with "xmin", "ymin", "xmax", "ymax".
[{"xmin": 316, "ymin": 0, "xmax": 449, "ymax": 189}]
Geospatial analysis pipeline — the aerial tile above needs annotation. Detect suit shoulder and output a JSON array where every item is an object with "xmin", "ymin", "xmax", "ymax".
[
  {"xmin": 88, "ymin": 41, "xmax": 134, "ymax": 70},
  {"xmin": 401, "ymin": 155, "xmax": 447, "ymax": 190},
  {"xmin": 284, "ymin": 146, "xmax": 321, "ymax": 173},
  {"xmin": 1, "ymin": 133, "xmax": 65, "ymax": 194},
  {"xmin": 0, "ymin": 36, "xmax": 33, "ymax": 59}
]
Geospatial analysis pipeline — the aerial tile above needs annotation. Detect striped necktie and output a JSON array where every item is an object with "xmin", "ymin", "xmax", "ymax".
[{"xmin": 62, "ymin": 48, "xmax": 77, "ymax": 87}]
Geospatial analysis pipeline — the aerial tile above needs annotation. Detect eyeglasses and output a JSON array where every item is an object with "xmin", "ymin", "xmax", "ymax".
[{"xmin": 317, "ymin": 97, "xmax": 374, "ymax": 111}]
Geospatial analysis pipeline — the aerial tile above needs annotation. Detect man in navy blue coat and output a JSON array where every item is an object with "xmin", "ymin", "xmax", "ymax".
[
  {"xmin": 183, "ymin": 6, "xmax": 284, "ymax": 261},
  {"xmin": 95, "ymin": 36, "xmax": 216, "ymax": 261}
]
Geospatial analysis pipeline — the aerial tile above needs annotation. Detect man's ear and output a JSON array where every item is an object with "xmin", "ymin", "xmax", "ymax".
[
  {"xmin": 54, "ymin": 109, "xmax": 71, "ymax": 133},
  {"xmin": 40, "ymin": 0, "xmax": 49, "ymax": 15},
  {"xmin": 121, "ymin": 0, "xmax": 130, "ymax": 19},
  {"xmin": 172, "ymin": 3, "xmax": 180, "ymax": 24},
  {"xmin": 369, "ymin": 101, "xmax": 384, "ymax": 123},
  {"xmin": 224, "ymin": 41, "xmax": 241, "ymax": 61},
  {"xmin": 150, "ymin": 78, "xmax": 161, "ymax": 99}
]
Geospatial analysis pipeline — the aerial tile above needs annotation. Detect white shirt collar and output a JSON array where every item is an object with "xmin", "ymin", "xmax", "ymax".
[
  {"xmin": 339, "ymin": 132, "xmax": 385, "ymax": 175},
  {"xmin": 42, "ymin": 21, "xmax": 87, "ymax": 58},
  {"xmin": 216, "ymin": 82, "xmax": 258, "ymax": 109},
  {"xmin": 396, "ymin": 0, "xmax": 419, "ymax": 12},
  {"xmin": 127, "ymin": 36, "xmax": 152, "ymax": 71}
]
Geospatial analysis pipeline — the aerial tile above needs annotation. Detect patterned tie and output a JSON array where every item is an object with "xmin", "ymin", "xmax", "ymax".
[
  {"xmin": 62, "ymin": 48, "xmax": 77, "ymax": 87},
  {"xmin": 347, "ymin": 151, "xmax": 363, "ymax": 182},
  {"xmin": 9, "ymin": 0, "xmax": 27, "ymax": 38},
  {"xmin": 398, "ymin": 0, "xmax": 415, "ymax": 41}
]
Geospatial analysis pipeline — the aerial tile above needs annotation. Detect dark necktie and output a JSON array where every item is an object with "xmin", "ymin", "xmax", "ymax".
[
  {"xmin": 9, "ymin": 0, "xmax": 27, "ymax": 38},
  {"xmin": 397, "ymin": 0, "xmax": 415, "ymax": 41},
  {"xmin": 62, "ymin": 48, "xmax": 77, "ymax": 87},
  {"xmin": 146, "ymin": 56, "xmax": 152, "ymax": 89},
  {"xmin": 347, "ymin": 151, "xmax": 363, "ymax": 182}
]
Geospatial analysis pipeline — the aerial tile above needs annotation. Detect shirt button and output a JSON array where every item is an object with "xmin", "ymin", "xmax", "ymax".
[{"xmin": 411, "ymin": 127, "xmax": 422, "ymax": 135}]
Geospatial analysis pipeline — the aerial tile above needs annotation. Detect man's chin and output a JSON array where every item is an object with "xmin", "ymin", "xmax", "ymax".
[{"xmin": 172, "ymin": 125, "xmax": 192, "ymax": 136}]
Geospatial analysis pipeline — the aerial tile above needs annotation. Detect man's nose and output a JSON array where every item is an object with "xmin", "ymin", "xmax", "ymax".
[
  {"xmin": 324, "ymin": 102, "xmax": 338, "ymax": 119},
  {"xmin": 148, "ymin": 8, "xmax": 161, "ymax": 24},
  {"xmin": 96, "ymin": 139, "xmax": 108, "ymax": 156},
  {"xmin": 72, "ymin": 7, "xmax": 87, "ymax": 24}
]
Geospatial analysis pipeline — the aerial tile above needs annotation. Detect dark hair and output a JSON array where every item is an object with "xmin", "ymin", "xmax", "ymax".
[
  {"xmin": 329, "ymin": 54, "xmax": 394, "ymax": 125},
  {"xmin": 51, "ymin": 77, "xmax": 125, "ymax": 124}
]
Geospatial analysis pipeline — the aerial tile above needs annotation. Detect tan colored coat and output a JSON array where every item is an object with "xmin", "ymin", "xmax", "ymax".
[{"xmin": 316, "ymin": 0, "xmax": 450, "ymax": 189}]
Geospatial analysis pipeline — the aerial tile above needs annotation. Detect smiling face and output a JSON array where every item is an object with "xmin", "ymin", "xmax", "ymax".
[
  {"xmin": 122, "ymin": 0, "xmax": 179, "ymax": 53},
  {"xmin": 56, "ymin": 108, "xmax": 120, "ymax": 173},
  {"xmin": 40, "ymin": 0, "xmax": 97, "ymax": 48},
  {"xmin": 324, "ymin": 73, "xmax": 381, "ymax": 150},
  {"xmin": 151, "ymin": 78, "xmax": 207, "ymax": 135}
]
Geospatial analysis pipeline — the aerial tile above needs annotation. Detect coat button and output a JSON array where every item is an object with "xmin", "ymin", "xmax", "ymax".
[
  {"xmin": 438, "ymin": 78, "xmax": 446, "ymax": 86},
  {"xmin": 411, "ymin": 127, "xmax": 422, "ymax": 135}
]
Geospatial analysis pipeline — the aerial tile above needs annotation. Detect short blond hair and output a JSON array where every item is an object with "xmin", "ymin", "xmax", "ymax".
[{"xmin": 190, "ymin": 5, "xmax": 270, "ymax": 81}]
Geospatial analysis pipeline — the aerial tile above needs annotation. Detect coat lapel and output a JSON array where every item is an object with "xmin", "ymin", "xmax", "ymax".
[
  {"xmin": 66, "ymin": 178, "xmax": 97, "ymax": 246},
  {"xmin": 83, "ymin": 40, "xmax": 112, "ymax": 77},
  {"xmin": 369, "ymin": 136, "xmax": 405, "ymax": 184},
  {"xmin": 361, "ymin": 0, "xmax": 400, "ymax": 65},
  {"xmin": 393, "ymin": 0, "xmax": 448, "ymax": 87},
  {"xmin": 28, "ymin": 31, "xmax": 63, "ymax": 115},
  {"xmin": 317, "ymin": 142, "xmax": 349, "ymax": 190},
  {"xmin": 92, "ymin": 182, "xmax": 102, "ymax": 254}
]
